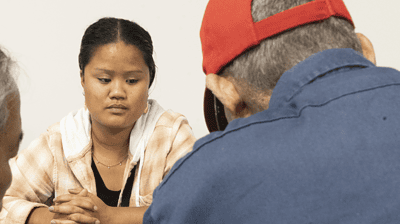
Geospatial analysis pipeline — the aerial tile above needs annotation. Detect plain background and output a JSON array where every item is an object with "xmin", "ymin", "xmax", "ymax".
[{"xmin": 0, "ymin": 0, "xmax": 399, "ymax": 152}]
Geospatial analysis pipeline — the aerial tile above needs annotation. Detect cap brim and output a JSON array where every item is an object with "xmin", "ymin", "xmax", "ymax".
[{"xmin": 204, "ymin": 88, "xmax": 228, "ymax": 132}]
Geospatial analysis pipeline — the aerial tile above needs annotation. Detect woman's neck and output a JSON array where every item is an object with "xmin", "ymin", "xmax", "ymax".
[{"xmin": 91, "ymin": 121, "xmax": 134, "ymax": 163}]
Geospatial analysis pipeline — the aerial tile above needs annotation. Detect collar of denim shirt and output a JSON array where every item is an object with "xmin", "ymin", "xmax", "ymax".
[
  {"xmin": 210, "ymin": 48, "xmax": 376, "ymax": 135},
  {"xmin": 268, "ymin": 48, "xmax": 375, "ymax": 111}
]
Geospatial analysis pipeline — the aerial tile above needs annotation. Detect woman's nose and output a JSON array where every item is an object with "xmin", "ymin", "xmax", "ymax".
[{"xmin": 109, "ymin": 80, "xmax": 126, "ymax": 99}]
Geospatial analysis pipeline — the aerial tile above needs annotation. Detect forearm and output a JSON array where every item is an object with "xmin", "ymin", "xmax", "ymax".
[
  {"xmin": 104, "ymin": 206, "xmax": 148, "ymax": 224},
  {"xmin": 26, "ymin": 207, "xmax": 55, "ymax": 224}
]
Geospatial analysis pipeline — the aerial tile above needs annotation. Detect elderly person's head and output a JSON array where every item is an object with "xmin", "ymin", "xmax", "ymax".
[
  {"xmin": 0, "ymin": 47, "xmax": 22, "ymax": 210},
  {"xmin": 202, "ymin": 0, "xmax": 376, "ymax": 132}
]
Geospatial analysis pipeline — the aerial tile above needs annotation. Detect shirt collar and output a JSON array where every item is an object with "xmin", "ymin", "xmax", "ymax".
[
  {"xmin": 60, "ymin": 99, "xmax": 165, "ymax": 162},
  {"xmin": 269, "ymin": 48, "xmax": 375, "ymax": 110}
]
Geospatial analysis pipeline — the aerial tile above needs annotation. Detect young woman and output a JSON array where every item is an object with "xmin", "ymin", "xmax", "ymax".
[{"xmin": 0, "ymin": 18, "xmax": 196, "ymax": 224}]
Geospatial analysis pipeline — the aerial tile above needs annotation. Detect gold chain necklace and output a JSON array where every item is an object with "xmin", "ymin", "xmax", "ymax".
[{"xmin": 92, "ymin": 152, "xmax": 129, "ymax": 169}]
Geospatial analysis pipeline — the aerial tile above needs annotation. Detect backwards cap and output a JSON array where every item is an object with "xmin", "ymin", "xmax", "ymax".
[{"xmin": 201, "ymin": 0, "xmax": 354, "ymax": 132}]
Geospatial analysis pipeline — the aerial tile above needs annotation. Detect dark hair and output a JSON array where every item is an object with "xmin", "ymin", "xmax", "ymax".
[{"xmin": 79, "ymin": 17, "xmax": 156, "ymax": 87}]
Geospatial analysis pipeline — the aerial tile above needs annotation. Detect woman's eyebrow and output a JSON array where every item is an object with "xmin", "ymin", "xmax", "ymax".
[
  {"xmin": 94, "ymin": 68, "xmax": 145, "ymax": 76},
  {"xmin": 123, "ymin": 70, "xmax": 145, "ymax": 76},
  {"xmin": 94, "ymin": 68, "xmax": 115, "ymax": 75}
]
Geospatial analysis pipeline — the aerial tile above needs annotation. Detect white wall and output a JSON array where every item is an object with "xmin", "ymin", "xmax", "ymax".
[{"xmin": 0, "ymin": 0, "xmax": 398, "ymax": 152}]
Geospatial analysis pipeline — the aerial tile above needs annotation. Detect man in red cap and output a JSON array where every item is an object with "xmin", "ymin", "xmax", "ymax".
[{"xmin": 144, "ymin": 0, "xmax": 400, "ymax": 223}]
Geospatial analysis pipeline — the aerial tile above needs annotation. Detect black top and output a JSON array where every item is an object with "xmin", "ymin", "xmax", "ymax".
[{"xmin": 91, "ymin": 158, "xmax": 136, "ymax": 207}]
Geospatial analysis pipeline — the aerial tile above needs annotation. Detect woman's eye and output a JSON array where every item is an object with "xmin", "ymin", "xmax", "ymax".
[
  {"xmin": 127, "ymin": 79, "xmax": 138, "ymax": 84},
  {"xmin": 98, "ymin": 78, "xmax": 111, "ymax": 83}
]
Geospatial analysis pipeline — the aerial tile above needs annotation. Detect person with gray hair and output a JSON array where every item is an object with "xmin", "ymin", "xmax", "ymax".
[
  {"xmin": 143, "ymin": 0, "xmax": 400, "ymax": 223},
  {"xmin": 0, "ymin": 46, "xmax": 22, "ymax": 211}
]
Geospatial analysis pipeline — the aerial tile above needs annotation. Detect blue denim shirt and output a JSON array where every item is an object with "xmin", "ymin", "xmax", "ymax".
[{"xmin": 144, "ymin": 49, "xmax": 400, "ymax": 223}]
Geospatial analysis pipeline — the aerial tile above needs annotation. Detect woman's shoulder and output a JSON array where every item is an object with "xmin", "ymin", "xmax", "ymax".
[
  {"xmin": 156, "ymin": 109, "xmax": 188, "ymax": 128},
  {"xmin": 47, "ymin": 121, "xmax": 61, "ymax": 133},
  {"xmin": 43, "ymin": 122, "xmax": 63, "ymax": 142},
  {"xmin": 148, "ymin": 99, "xmax": 188, "ymax": 128},
  {"xmin": 20, "ymin": 122, "xmax": 62, "ymax": 155}
]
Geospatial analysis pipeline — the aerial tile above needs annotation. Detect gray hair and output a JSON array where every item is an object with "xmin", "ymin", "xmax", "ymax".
[
  {"xmin": 0, "ymin": 46, "xmax": 18, "ymax": 131},
  {"xmin": 223, "ymin": 0, "xmax": 362, "ymax": 111}
]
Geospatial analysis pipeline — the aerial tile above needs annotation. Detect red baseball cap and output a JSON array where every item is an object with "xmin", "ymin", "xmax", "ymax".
[{"xmin": 201, "ymin": 0, "xmax": 354, "ymax": 132}]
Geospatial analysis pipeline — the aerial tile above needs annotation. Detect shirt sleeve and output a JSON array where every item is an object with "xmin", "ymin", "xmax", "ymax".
[
  {"xmin": 138, "ymin": 112, "xmax": 196, "ymax": 207},
  {"xmin": 0, "ymin": 134, "xmax": 54, "ymax": 224},
  {"xmin": 163, "ymin": 116, "xmax": 196, "ymax": 178}
]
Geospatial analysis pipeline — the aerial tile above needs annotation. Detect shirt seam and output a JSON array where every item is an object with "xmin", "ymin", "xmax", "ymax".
[{"xmin": 157, "ymin": 83, "xmax": 400, "ymax": 189}]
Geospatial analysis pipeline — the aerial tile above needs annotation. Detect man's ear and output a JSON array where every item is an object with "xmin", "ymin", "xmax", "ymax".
[
  {"xmin": 206, "ymin": 73, "xmax": 251, "ymax": 120},
  {"xmin": 357, "ymin": 33, "xmax": 376, "ymax": 65}
]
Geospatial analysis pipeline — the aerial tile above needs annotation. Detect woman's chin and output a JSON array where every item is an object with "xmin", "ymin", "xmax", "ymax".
[
  {"xmin": 105, "ymin": 122, "xmax": 134, "ymax": 130},
  {"xmin": 90, "ymin": 112, "xmax": 139, "ymax": 130}
]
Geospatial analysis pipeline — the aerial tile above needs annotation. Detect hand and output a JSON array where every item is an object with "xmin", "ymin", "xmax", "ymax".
[
  {"xmin": 49, "ymin": 188, "xmax": 101, "ymax": 224},
  {"xmin": 69, "ymin": 188, "xmax": 110, "ymax": 222}
]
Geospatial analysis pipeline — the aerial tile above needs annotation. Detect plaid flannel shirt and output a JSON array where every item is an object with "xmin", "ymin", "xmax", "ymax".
[{"xmin": 0, "ymin": 110, "xmax": 196, "ymax": 224}]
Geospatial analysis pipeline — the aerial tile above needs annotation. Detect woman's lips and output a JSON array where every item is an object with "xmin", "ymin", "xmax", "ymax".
[{"xmin": 107, "ymin": 105, "xmax": 128, "ymax": 114}]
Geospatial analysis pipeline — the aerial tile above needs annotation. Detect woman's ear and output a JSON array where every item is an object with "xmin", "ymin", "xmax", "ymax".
[
  {"xmin": 356, "ymin": 33, "xmax": 376, "ymax": 65},
  {"xmin": 80, "ymin": 70, "xmax": 85, "ymax": 87}
]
